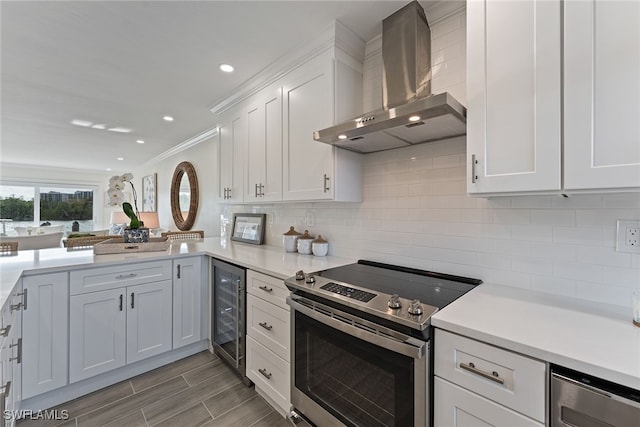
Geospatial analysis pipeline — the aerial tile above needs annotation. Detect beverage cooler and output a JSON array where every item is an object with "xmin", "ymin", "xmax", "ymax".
[{"xmin": 211, "ymin": 258, "xmax": 250, "ymax": 384}]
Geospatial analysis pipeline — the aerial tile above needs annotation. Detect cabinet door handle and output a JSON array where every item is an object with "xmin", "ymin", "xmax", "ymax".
[
  {"xmin": 259, "ymin": 183, "xmax": 265, "ymax": 197},
  {"xmin": 119, "ymin": 294, "xmax": 123, "ymax": 311},
  {"xmin": 9, "ymin": 338, "xmax": 22, "ymax": 364},
  {"xmin": 323, "ymin": 174, "xmax": 330, "ymax": 193},
  {"xmin": 9, "ymin": 302, "xmax": 22, "ymax": 313},
  {"xmin": 258, "ymin": 368, "xmax": 272, "ymax": 380},
  {"xmin": 255, "ymin": 183, "xmax": 259, "ymax": 198},
  {"xmin": 459, "ymin": 362, "xmax": 504, "ymax": 385},
  {"xmin": 115, "ymin": 273, "xmax": 137, "ymax": 280},
  {"xmin": 177, "ymin": 264, "xmax": 181, "ymax": 279},
  {"xmin": 131, "ymin": 292, "xmax": 135, "ymax": 309},
  {"xmin": 17, "ymin": 290, "xmax": 27, "ymax": 311},
  {"xmin": 471, "ymin": 154, "xmax": 478, "ymax": 184},
  {"xmin": 258, "ymin": 285, "xmax": 273, "ymax": 293},
  {"xmin": 258, "ymin": 322, "xmax": 273, "ymax": 331},
  {"xmin": 0, "ymin": 325, "xmax": 11, "ymax": 338}
]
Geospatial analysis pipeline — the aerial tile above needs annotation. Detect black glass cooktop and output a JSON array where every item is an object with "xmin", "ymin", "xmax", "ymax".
[{"xmin": 316, "ymin": 260, "xmax": 481, "ymax": 310}]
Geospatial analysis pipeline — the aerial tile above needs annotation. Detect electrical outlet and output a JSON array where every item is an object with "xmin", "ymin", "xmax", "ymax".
[
  {"xmin": 305, "ymin": 211, "xmax": 315, "ymax": 227},
  {"xmin": 616, "ymin": 220, "xmax": 640, "ymax": 253}
]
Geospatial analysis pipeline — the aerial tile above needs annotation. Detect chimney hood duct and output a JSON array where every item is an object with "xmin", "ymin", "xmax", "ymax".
[{"xmin": 313, "ymin": 1, "xmax": 466, "ymax": 154}]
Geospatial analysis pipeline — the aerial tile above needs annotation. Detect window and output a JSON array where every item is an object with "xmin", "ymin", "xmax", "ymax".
[{"xmin": 0, "ymin": 182, "xmax": 97, "ymax": 235}]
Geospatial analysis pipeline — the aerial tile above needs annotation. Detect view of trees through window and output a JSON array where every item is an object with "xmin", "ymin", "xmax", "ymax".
[{"xmin": 0, "ymin": 184, "xmax": 95, "ymax": 234}]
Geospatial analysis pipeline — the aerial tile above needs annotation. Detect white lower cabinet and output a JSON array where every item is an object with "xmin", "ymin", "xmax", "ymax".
[
  {"xmin": 434, "ymin": 329, "xmax": 545, "ymax": 427},
  {"xmin": 22, "ymin": 272, "xmax": 68, "ymax": 399},
  {"xmin": 69, "ymin": 280, "xmax": 172, "ymax": 383},
  {"xmin": 434, "ymin": 378, "xmax": 542, "ymax": 427},
  {"xmin": 172, "ymin": 257, "xmax": 203, "ymax": 349},
  {"xmin": 1, "ymin": 284, "xmax": 24, "ymax": 427},
  {"xmin": 245, "ymin": 270, "xmax": 290, "ymax": 415}
]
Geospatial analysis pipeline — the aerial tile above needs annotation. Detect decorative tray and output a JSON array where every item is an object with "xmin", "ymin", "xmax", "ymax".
[{"xmin": 93, "ymin": 237, "xmax": 170, "ymax": 255}]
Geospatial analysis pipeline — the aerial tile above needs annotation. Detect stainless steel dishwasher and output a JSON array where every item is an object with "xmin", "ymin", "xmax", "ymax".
[{"xmin": 551, "ymin": 365, "xmax": 640, "ymax": 427}]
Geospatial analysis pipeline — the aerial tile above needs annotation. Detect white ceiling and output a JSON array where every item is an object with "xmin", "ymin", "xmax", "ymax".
[{"xmin": 1, "ymin": 0, "xmax": 447, "ymax": 173}]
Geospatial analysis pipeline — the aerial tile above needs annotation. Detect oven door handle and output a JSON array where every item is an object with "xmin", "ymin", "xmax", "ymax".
[{"xmin": 288, "ymin": 296, "xmax": 426, "ymax": 359}]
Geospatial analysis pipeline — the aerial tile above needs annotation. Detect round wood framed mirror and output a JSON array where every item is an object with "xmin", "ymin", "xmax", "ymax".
[{"xmin": 170, "ymin": 161, "xmax": 199, "ymax": 231}]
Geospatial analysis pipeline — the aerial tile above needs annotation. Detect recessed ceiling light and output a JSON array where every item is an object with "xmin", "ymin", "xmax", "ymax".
[
  {"xmin": 106, "ymin": 168, "xmax": 112, "ymax": 171},
  {"xmin": 408, "ymin": 115, "xmax": 421, "ymax": 122},
  {"xmin": 117, "ymin": 157, "xmax": 124, "ymax": 161},
  {"xmin": 163, "ymin": 116, "xmax": 174, "ymax": 122},
  {"xmin": 220, "ymin": 64, "xmax": 234, "ymax": 73},
  {"xmin": 136, "ymin": 140, "xmax": 145, "ymax": 144},
  {"xmin": 91, "ymin": 124, "xmax": 106, "ymax": 129},
  {"xmin": 338, "ymin": 135, "xmax": 348, "ymax": 140},
  {"xmin": 71, "ymin": 119, "xmax": 93, "ymax": 127},
  {"xmin": 108, "ymin": 127, "xmax": 132, "ymax": 133}
]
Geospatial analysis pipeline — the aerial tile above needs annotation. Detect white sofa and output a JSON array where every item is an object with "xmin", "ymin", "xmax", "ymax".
[
  {"xmin": 14, "ymin": 225, "xmax": 65, "ymax": 236},
  {"xmin": 0, "ymin": 232, "xmax": 64, "ymax": 250}
]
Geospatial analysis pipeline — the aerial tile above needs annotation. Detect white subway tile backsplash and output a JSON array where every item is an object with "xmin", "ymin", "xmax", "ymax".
[
  {"xmin": 531, "ymin": 243, "xmax": 577, "ymax": 263},
  {"xmin": 602, "ymin": 266, "xmax": 640, "ymax": 288},
  {"xmin": 577, "ymin": 246, "xmax": 632, "ymax": 268},
  {"xmin": 554, "ymin": 263, "xmax": 603, "ymax": 283},
  {"xmin": 531, "ymin": 276, "xmax": 576, "ymax": 298},
  {"xmin": 553, "ymin": 226, "xmax": 607, "ymax": 246},
  {"xmin": 492, "ymin": 209, "xmax": 531, "ymax": 225},
  {"xmin": 531, "ymin": 209, "xmax": 576, "ymax": 226}
]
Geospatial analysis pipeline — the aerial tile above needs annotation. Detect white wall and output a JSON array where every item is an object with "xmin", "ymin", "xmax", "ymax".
[{"xmin": 132, "ymin": 135, "xmax": 220, "ymax": 235}]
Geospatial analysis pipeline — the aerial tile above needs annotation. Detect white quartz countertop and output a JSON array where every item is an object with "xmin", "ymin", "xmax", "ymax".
[
  {"xmin": 0, "ymin": 237, "xmax": 355, "ymax": 307},
  {"xmin": 432, "ymin": 283, "xmax": 640, "ymax": 390}
]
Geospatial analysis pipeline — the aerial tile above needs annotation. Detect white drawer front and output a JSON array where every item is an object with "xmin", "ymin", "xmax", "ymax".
[
  {"xmin": 247, "ymin": 270, "xmax": 289, "ymax": 309},
  {"xmin": 246, "ymin": 336, "xmax": 290, "ymax": 414},
  {"xmin": 247, "ymin": 294, "xmax": 290, "ymax": 361},
  {"xmin": 70, "ymin": 260, "xmax": 172, "ymax": 295},
  {"xmin": 435, "ymin": 329, "xmax": 546, "ymax": 423},
  {"xmin": 434, "ymin": 377, "xmax": 544, "ymax": 427}
]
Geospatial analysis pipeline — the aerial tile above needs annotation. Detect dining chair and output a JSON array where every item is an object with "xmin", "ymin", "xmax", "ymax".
[{"xmin": 0, "ymin": 241, "xmax": 19, "ymax": 255}]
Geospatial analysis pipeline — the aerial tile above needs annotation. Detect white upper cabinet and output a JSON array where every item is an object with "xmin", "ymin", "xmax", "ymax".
[
  {"xmin": 282, "ymin": 49, "xmax": 363, "ymax": 202},
  {"xmin": 468, "ymin": 0, "xmax": 640, "ymax": 195},
  {"xmin": 213, "ymin": 21, "xmax": 364, "ymax": 203},
  {"xmin": 245, "ymin": 86, "xmax": 283, "ymax": 202},
  {"xmin": 564, "ymin": 0, "xmax": 640, "ymax": 190},
  {"xmin": 218, "ymin": 107, "xmax": 246, "ymax": 203},
  {"xmin": 467, "ymin": 0, "xmax": 561, "ymax": 194}
]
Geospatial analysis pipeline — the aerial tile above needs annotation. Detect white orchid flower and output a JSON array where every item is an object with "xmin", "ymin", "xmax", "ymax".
[
  {"xmin": 121, "ymin": 173, "xmax": 134, "ymax": 182},
  {"xmin": 107, "ymin": 188, "xmax": 125, "ymax": 206}
]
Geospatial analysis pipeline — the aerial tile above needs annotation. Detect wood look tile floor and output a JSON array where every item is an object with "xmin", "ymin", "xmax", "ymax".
[{"xmin": 18, "ymin": 351, "xmax": 292, "ymax": 427}]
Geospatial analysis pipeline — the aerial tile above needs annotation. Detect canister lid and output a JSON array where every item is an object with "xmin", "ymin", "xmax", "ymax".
[
  {"xmin": 283, "ymin": 226, "xmax": 301, "ymax": 236},
  {"xmin": 312, "ymin": 235, "xmax": 327, "ymax": 244},
  {"xmin": 299, "ymin": 230, "xmax": 314, "ymax": 240}
]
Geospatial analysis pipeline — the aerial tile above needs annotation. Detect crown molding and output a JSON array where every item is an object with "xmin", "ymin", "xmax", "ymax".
[
  {"xmin": 209, "ymin": 20, "xmax": 365, "ymax": 116},
  {"xmin": 145, "ymin": 127, "xmax": 218, "ymax": 165},
  {"xmin": 424, "ymin": 0, "xmax": 465, "ymax": 25}
]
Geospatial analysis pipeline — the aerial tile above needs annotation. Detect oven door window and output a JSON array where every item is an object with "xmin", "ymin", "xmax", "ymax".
[{"xmin": 294, "ymin": 311, "xmax": 414, "ymax": 427}]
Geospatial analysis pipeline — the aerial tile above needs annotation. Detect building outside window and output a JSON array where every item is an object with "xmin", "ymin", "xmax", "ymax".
[{"xmin": 0, "ymin": 183, "xmax": 97, "ymax": 236}]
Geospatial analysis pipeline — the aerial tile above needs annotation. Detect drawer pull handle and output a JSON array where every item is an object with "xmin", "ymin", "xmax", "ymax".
[
  {"xmin": 258, "ymin": 368, "xmax": 272, "ymax": 380},
  {"xmin": 258, "ymin": 322, "xmax": 273, "ymax": 331},
  {"xmin": 459, "ymin": 362, "xmax": 505, "ymax": 385},
  {"xmin": 116, "ymin": 273, "xmax": 137, "ymax": 280},
  {"xmin": 258, "ymin": 285, "xmax": 273, "ymax": 293}
]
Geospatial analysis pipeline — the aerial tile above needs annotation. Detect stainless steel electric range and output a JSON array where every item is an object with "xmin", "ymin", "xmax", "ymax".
[{"xmin": 285, "ymin": 260, "xmax": 481, "ymax": 427}]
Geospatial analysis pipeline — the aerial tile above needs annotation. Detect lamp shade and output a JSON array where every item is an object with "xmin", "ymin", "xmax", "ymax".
[
  {"xmin": 139, "ymin": 212, "xmax": 160, "ymax": 229},
  {"xmin": 110, "ymin": 211, "xmax": 129, "ymax": 225}
]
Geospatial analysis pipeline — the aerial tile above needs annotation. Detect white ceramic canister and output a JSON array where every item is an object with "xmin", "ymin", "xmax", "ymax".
[
  {"xmin": 296, "ymin": 230, "xmax": 314, "ymax": 255},
  {"xmin": 312, "ymin": 235, "xmax": 328, "ymax": 257},
  {"xmin": 283, "ymin": 226, "xmax": 302, "ymax": 252}
]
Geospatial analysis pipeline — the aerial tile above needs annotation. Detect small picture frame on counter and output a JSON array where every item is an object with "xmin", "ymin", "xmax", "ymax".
[{"xmin": 230, "ymin": 213, "xmax": 266, "ymax": 245}]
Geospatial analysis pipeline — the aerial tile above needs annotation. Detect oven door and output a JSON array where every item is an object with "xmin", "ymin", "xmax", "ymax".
[{"xmin": 288, "ymin": 295, "xmax": 429, "ymax": 427}]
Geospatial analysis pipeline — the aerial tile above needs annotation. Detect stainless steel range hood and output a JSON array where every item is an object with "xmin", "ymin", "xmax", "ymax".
[{"xmin": 313, "ymin": 1, "xmax": 466, "ymax": 154}]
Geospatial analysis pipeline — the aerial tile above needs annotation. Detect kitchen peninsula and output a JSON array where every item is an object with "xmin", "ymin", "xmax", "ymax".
[{"xmin": 0, "ymin": 239, "xmax": 354, "ymax": 417}]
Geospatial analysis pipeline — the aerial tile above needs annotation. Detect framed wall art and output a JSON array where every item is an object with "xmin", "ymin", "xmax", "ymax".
[
  {"xmin": 230, "ymin": 213, "xmax": 266, "ymax": 245},
  {"xmin": 142, "ymin": 173, "xmax": 157, "ymax": 212}
]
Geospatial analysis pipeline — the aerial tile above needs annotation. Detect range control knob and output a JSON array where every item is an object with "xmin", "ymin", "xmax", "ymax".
[
  {"xmin": 295, "ymin": 270, "xmax": 305, "ymax": 281},
  {"xmin": 408, "ymin": 299, "xmax": 423, "ymax": 316},
  {"xmin": 388, "ymin": 294, "xmax": 401, "ymax": 309},
  {"xmin": 305, "ymin": 274, "xmax": 316, "ymax": 284}
]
